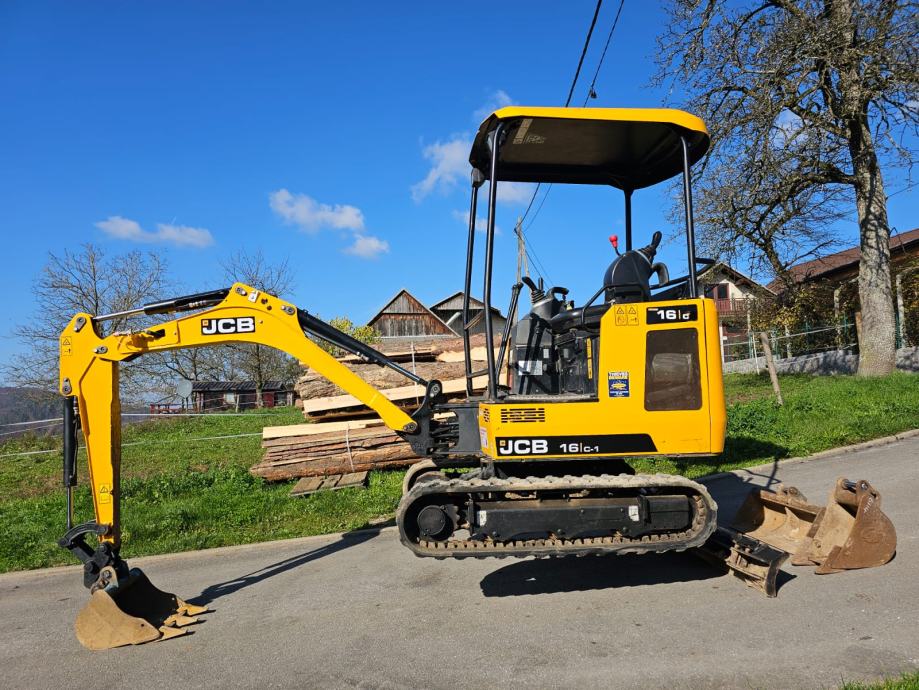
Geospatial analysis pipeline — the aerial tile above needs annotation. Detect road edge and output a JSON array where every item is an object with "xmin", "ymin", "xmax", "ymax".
[
  {"xmin": 4, "ymin": 428, "xmax": 917, "ymax": 582},
  {"xmin": 700, "ymin": 427, "xmax": 919, "ymax": 483}
]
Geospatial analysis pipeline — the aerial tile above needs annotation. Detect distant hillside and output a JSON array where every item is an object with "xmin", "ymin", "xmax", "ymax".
[{"xmin": 0, "ymin": 387, "xmax": 60, "ymax": 426}]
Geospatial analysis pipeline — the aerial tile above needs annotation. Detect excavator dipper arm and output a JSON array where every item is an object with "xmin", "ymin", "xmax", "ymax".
[{"xmin": 57, "ymin": 283, "xmax": 441, "ymax": 649}]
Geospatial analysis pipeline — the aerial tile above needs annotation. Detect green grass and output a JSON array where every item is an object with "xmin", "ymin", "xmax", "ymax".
[
  {"xmin": 840, "ymin": 671, "xmax": 919, "ymax": 690},
  {"xmin": 1, "ymin": 372, "xmax": 917, "ymax": 573}
]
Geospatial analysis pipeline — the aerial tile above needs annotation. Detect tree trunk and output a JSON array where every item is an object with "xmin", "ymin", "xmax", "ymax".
[
  {"xmin": 850, "ymin": 119, "xmax": 896, "ymax": 376},
  {"xmin": 827, "ymin": 0, "xmax": 897, "ymax": 376}
]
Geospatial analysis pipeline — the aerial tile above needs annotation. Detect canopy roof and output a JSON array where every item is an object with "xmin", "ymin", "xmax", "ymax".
[{"xmin": 469, "ymin": 107, "xmax": 710, "ymax": 190}]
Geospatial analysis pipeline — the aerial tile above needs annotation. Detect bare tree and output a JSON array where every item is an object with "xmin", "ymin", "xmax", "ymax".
[
  {"xmin": 4, "ymin": 244, "xmax": 171, "ymax": 397},
  {"xmin": 656, "ymin": 0, "xmax": 918, "ymax": 375},
  {"xmin": 221, "ymin": 250, "xmax": 298, "ymax": 406}
]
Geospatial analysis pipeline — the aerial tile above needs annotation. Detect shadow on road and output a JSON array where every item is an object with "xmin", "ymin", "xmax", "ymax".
[
  {"xmin": 701, "ymin": 451, "xmax": 785, "ymax": 522},
  {"xmin": 481, "ymin": 455, "xmax": 803, "ymax": 599},
  {"xmin": 187, "ymin": 528, "xmax": 380, "ymax": 606},
  {"xmin": 480, "ymin": 552, "xmax": 722, "ymax": 597}
]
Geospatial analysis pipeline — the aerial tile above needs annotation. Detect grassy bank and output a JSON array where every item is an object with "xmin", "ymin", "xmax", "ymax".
[
  {"xmin": 841, "ymin": 671, "xmax": 919, "ymax": 690},
  {"xmin": 1, "ymin": 372, "xmax": 917, "ymax": 573}
]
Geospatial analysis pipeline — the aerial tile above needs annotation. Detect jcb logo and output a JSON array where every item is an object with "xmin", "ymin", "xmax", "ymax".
[
  {"xmin": 497, "ymin": 438, "xmax": 549, "ymax": 456},
  {"xmin": 201, "ymin": 317, "xmax": 256, "ymax": 335}
]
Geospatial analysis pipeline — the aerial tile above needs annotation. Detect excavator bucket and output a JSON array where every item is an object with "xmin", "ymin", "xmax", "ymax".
[
  {"xmin": 731, "ymin": 478, "xmax": 896, "ymax": 575},
  {"xmin": 791, "ymin": 478, "xmax": 897, "ymax": 574},
  {"xmin": 75, "ymin": 567, "xmax": 208, "ymax": 651},
  {"xmin": 731, "ymin": 484, "xmax": 821, "ymax": 555}
]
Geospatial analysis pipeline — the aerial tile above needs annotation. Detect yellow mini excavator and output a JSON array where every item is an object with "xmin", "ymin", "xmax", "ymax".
[{"xmin": 57, "ymin": 107, "xmax": 896, "ymax": 650}]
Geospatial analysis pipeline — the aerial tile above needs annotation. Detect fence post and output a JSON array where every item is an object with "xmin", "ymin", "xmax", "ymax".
[
  {"xmin": 784, "ymin": 324, "xmax": 792, "ymax": 358},
  {"xmin": 759, "ymin": 332, "xmax": 784, "ymax": 405}
]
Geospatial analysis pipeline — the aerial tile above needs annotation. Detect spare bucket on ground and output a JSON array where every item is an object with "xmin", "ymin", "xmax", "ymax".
[{"xmin": 731, "ymin": 477, "xmax": 896, "ymax": 574}]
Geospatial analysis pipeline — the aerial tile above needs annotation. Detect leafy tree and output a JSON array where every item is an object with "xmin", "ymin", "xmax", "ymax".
[
  {"xmin": 315, "ymin": 317, "xmax": 381, "ymax": 357},
  {"xmin": 655, "ymin": 0, "xmax": 918, "ymax": 375}
]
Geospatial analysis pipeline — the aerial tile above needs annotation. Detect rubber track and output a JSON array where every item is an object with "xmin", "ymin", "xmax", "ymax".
[{"xmin": 396, "ymin": 473, "xmax": 717, "ymax": 560}]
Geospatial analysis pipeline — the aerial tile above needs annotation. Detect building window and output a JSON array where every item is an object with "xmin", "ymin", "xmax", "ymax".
[{"xmin": 224, "ymin": 392, "xmax": 236, "ymax": 404}]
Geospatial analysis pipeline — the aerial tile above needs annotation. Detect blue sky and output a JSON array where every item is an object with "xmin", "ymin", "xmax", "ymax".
[{"xmin": 1, "ymin": 1, "xmax": 915, "ymax": 370}]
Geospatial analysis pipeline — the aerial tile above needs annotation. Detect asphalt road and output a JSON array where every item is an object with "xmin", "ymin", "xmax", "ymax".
[{"xmin": 2, "ymin": 437, "xmax": 917, "ymax": 689}]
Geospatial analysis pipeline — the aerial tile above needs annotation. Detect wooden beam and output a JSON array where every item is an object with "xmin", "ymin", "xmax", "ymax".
[{"xmin": 299, "ymin": 375, "xmax": 486, "ymax": 415}]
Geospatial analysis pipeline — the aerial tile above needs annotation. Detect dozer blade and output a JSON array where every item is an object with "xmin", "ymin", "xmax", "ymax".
[
  {"xmin": 792, "ymin": 478, "xmax": 897, "ymax": 574},
  {"xmin": 695, "ymin": 526, "xmax": 789, "ymax": 597},
  {"xmin": 75, "ymin": 567, "xmax": 208, "ymax": 651}
]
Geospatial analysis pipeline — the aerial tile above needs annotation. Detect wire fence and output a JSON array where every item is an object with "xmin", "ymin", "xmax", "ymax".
[{"xmin": 722, "ymin": 320, "xmax": 858, "ymax": 364}]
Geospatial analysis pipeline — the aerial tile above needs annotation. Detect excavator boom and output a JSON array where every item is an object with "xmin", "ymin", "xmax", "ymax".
[{"xmin": 57, "ymin": 283, "xmax": 444, "ymax": 649}]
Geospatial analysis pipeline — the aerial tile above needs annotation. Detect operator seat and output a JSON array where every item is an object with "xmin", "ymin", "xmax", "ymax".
[{"xmin": 548, "ymin": 231, "xmax": 669, "ymax": 334}]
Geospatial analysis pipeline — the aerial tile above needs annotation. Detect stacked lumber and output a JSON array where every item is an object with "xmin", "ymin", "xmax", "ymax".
[
  {"xmin": 255, "ymin": 337, "xmax": 505, "ymax": 489},
  {"xmin": 294, "ymin": 335, "xmax": 494, "ymax": 408},
  {"xmin": 252, "ymin": 419, "xmax": 420, "ymax": 483}
]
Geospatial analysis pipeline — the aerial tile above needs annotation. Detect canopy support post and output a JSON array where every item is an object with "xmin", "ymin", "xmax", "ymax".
[
  {"xmin": 681, "ymin": 136, "xmax": 698, "ymax": 298},
  {"xmin": 462, "ymin": 170, "xmax": 483, "ymax": 397},
  {"xmin": 483, "ymin": 123, "xmax": 503, "ymax": 400},
  {"xmin": 624, "ymin": 188, "xmax": 633, "ymax": 251}
]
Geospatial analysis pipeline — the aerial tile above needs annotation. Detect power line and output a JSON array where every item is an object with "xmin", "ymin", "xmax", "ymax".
[
  {"xmin": 564, "ymin": 0, "xmax": 604, "ymax": 108},
  {"xmin": 515, "ymin": 0, "xmax": 610, "ymax": 283},
  {"xmin": 581, "ymin": 0, "xmax": 625, "ymax": 107},
  {"xmin": 520, "ymin": 0, "xmax": 605, "ymax": 229}
]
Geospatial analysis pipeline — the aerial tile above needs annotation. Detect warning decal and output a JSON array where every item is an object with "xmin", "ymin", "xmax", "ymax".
[
  {"xmin": 61, "ymin": 337, "xmax": 72, "ymax": 356},
  {"xmin": 607, "ymin": 371, "xmax": 630, "ymax": 398},
  {"xmin": 614, "ymin": 305, "xmax": 639, "ymax": 326}
]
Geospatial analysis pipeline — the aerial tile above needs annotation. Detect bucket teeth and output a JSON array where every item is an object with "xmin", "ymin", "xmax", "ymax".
[
  {"xmin": 163, "ymin": 613, "xmax": 201, "ymax": 628},
  {"xmin": 176, "ymin": 600, "xmax": 210, "ymax": 617},
  {"xmin": 157, "ymin": 626, "xmax": 190, "ymax": 641}
]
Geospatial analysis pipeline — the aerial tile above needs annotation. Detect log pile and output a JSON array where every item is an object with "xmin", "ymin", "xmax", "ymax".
[
  {"xmin": 252, "ymin": 336, "xmax": 503, "ymax": 487},
  {"xmin": 252, "ymin": 422, "xmax": 418, "ymax": 482},
  {"xmin": 294, "ymin": 335, "xmax": 491, "ymax": 405}
]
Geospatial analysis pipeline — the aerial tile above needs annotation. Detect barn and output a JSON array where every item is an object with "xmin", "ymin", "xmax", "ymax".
[
  {"xmin": 367, "ymin": 289, "xmax": 456, "ymax": 341},
  {"xmin": 430, "ymin": 291, "xmax": 507, "ymax": 336}
]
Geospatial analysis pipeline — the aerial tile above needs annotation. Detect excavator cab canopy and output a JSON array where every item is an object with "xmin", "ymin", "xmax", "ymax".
[
  {"xmin": 461, "ymin": 106, "xmax": 711, "ymax": 400},
  {"xmin": 469, "ymin": 107, "xmax": 710, "ymax": 189}
]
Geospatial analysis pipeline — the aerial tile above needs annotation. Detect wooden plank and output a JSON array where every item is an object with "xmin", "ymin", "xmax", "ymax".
[
  {"xmin": 289, "ymin": 471, "xmax": 368, "ymax": 496},
  {"xmin": 262, "ymin": 418, "xmax": 382, "ymax": 441},
  {"xmin": 338, "ymin": 471, "xmax": 369, "ymax": 487},
  {"xmin": 299, "ymin": 376, "xmax": 486, "ymax": 415},
  {"xmin": 289, "ymin": 476, "xmax": 324, "ymax": 496}
]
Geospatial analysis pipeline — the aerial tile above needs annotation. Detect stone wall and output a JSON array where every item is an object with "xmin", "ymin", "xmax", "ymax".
[{"xmin": 722, "ymin": 346, "xmax": 919, "ymax": 375}]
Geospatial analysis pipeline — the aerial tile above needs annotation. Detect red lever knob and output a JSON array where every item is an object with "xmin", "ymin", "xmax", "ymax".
[{"xmin": 609, "ymin": 234, "xmax": 618, "ymax": 249}]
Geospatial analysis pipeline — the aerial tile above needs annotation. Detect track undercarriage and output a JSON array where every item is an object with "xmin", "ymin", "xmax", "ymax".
[{"xmin": 397, "ymin": 461, "xmax": 718, "ymax": 560}]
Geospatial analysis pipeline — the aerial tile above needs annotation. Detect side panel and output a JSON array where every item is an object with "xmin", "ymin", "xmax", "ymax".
[{"xmin": 478, "ymin": 297, "xmax": 726, "ymax": 460}]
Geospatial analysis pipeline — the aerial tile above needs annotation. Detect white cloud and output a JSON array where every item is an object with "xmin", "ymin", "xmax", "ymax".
[
  {"xmin": 452, "ymin": 209, "xmax": 501, "ymax": 236},
  {"xmin": 497, "ymin": 181, "xmax": 535, "ymax": 204},
  {"xmin": 473, "ymin": 89, "xmax": 514, "ymax": 122},
  {"xmin": 269, "ymin": 188, "xmax": 365, "ymax": 233},
  {"xmin": 343, "ymin": 234, "xmax": 389, "ymax": 259},
  {"xmin": 269, "ymin": 188, "xmax": 390, "ymax": 260},
  {"xmin": 413, "ymin": 90, "xmax": 532, "ymax": 205},
  {"xmin": 95, "ymin": 215, "xmax": 214, "ymax": 248},
  {"xmin": 411, "ymin": 137, "xmax": 471, "ymax": 202}
]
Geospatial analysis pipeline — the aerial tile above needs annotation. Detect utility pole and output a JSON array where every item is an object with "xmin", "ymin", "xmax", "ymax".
[{"xmin": 514, "ymin": 217, "xmax": 528, "ymax": 325}]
